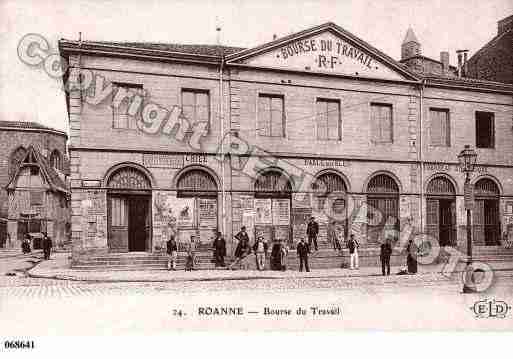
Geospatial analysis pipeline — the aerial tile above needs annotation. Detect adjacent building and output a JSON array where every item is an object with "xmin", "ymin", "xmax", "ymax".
[
  {"xmin": 467, "ymin": 15, "xmax": 513, "ymax": 84},
  {"xmin": 58, "ymin": 22, "xmax": 513, "ymax": 263},
  {"xmin": 0, "ymin": 121, "xmax": 70, "ymax": 248}
]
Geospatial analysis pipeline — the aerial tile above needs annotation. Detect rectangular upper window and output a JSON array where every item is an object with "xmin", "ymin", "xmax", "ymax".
[
  {"xmin": 181, "ymin": 89, "xmax": 210, "ymax": 133},
  {"xmin": 30, "ymin": 191, "xmax": 43, "ymax": 206},
  {"xmin": 430, "ymin": 108, "xmax": 450, "ymax": 147},
  {"xmin": 258, "ymin": 94, "xmax": 285, "ymax": 137},
  {"xmin": 371, "ymin": 103, "xmax": 393, "ymax": 143},
  {"xmin": 316, "ymin": 98, "xmax": 341, "ymax": 141},
  {"xmin": 111, "ymin": 82, "xmax": 144, "ymax": 130},
  {"xmin": 476, "ymin": 111, "xmax": 495, "ymax": 148}
]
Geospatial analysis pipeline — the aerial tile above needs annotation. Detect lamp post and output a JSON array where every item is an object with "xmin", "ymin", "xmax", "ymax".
[{"xmin": 457, "ymin": 145, "xmax": 477, "ymax": 293}]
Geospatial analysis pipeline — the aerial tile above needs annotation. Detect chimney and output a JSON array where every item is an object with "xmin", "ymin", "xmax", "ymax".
[
  {"xmin": 273, "ymin": 34, "xmax": 278, "ymax": 40},
  {"xmin": 440, "ymin": 51, "xmax": 449, "ymax": 73},
  {"xmin": 456, "ymin": 49, "xmax": 468, "ymax": 77},
  {"xmin": 463, "ymin": 51, "xmax": 468, "ymax": 77}
]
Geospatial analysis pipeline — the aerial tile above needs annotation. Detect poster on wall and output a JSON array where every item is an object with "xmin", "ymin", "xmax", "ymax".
[
  {"xmin": 154, "ymin": 192, "xmax": 195, "ymax": 228},
  {"xmin": 311, "ymin": 197, "xmax": 329, "ymax": 224},
  {"xmin": 254, "ymin": 199, "xmax": 272, "ymax": 224},
  {"xmin": 198, "ymin": 198, "xmax": 217, "ymax": 228},
  {"xmin": 274, "ymin": 225, "xmax": 290, "ymax": 243},
  {"xmin": 240, "ymin": 195, "xmax": 254, "ymax": 210},
  {"xmin": 292, "ymin": 207, "xmax": 312, "ymax": 242},
  {"xmin": 292, "ymin": 193, "xmax": 311, "ymax": 208},
  {"xmin": 254, "ymin": 225, "xmax": 272, "ymax": 243},
  {"xmin": 272, "ymin": 199, "xmax": 290, "ymax": 225}
]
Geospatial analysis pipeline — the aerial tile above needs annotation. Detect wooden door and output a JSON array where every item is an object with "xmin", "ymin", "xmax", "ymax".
[
  {"xmin": 426, "ymin": 199, "xmax": 439, "ymax": 244},
  {"xmin": 108, "ymin": 196, "xmax": 129, "ymax": 252},
  {"xmin": 367, "ymin": 197, "xmax": 398, "ymax": 243},
  {"xmin": 128, "ymin": 196, "xmax": 149, "ymax": 252},
  {"xmin": 473, "ymin": 199, "xmax": 485, "ymax": 245},
  {"xmin": 484, "ymin": 199, "xmax": 500, "ymax": 245}
]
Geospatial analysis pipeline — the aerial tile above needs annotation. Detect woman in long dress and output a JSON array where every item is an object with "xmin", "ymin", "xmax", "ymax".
[{"xmin": 406, "ymin": 239, "xmax": 418, "ymax": 274}]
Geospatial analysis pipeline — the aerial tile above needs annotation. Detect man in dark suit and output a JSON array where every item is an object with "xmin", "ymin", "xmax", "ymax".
[
  {"xmin": 42, "ymin": 232, "xmax": 52, "ymax": 260},
  {"xmin": 380, "ymin": 238, "xmax": 393, "ymax": 276},
  {"xmin": 296, "ymin": 238, "xmax": 310, "ymax": 272},
  {"xmin": 212, "ymin": 230, "xmax": 226, "ymax": 267},
  {"xmin": 306, "ymin": 217, "xmax": 319, "ymax": 251},
  {"xmin": 166, "ymin": 235, "xmax": 178, "ymax": 270}
]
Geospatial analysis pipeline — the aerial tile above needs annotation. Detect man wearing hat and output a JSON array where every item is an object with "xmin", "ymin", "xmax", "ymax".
[
  {"xmin": 42, "ymin": 232, "xmax": 53, "ymax": 260},
  {"xmin": 306, "ymin": 216, "xmax": 319, "ymax": 252}
]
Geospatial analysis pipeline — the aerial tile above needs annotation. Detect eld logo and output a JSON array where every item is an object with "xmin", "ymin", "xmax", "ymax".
[{"xmin": 470, "ymin": 299, "xmax": 511, "ymax": 319}]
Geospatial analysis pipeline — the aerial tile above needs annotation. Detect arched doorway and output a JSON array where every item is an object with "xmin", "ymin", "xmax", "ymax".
[
  {"xmin": 106, "ymin": 166, "xmax": 152, "ymax": 252},
  {"xmin": 473, "ymin": 178, "xmax": 500, "ymax": 246},
  {"xmin": 426, "ymin": 176, "xmax": 456, "ymax": 246},
  {"xmin": 254, "ymin": 169, "xmax": 292, "ymax": 245},
  {"xmin": 366, "ymin": 174, "xmax": 400, "ymax": 243},
  {"xmin": 312, "ymin": 171, "xmax": 348, "ymax": 245},
  {"xmin": 176, "ymin": 168, "xmax": 218, "ymax": 248}
]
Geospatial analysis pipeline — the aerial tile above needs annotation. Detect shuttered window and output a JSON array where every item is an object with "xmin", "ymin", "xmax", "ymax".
[
  {"xmin": 258, "ymin": 94, "xmax": 285, "ymax": 137},
  {"xmin": 371, "ymin": 103, "xmax": 393, "ymax": 143},
  {"xmin": 112, "ymin": 83, "xmax": 144, "ymax": 129},
  {"xmin": 181, "ymin": 89, "xmax": 210, "ymax": 133},
  {"xmin": 316, "ymin": 99, "xmax": 341, "ymax": 140},
  {"xmin": 430, "ymin": 109, "xmax": 450, "ymax": 146},
  {"xmin": 476, "ymin": 111, "xmax": 494, "ymax": 148}
]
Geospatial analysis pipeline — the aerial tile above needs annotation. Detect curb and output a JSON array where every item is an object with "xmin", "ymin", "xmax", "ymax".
[{"xmin": 26, "ymin": 268, "xmax": 452, "ymax": 284}]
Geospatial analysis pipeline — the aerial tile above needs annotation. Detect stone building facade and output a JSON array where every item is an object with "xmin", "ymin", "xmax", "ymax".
[
  {"xmin": 58, "ymin": 22, "xmax": 513, "ymax": 261},
  {"xmin": 0, "ymin": 121, "xmax": 70, "ymax": 248},
  {"xmin": 467, "ymin": 15, "xmax": 513, "ymax": 84}
]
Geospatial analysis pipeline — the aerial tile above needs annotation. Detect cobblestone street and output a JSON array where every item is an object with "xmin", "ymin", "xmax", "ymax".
[{"xmin": 1, "ymin": 253, "xmax": 512, "ymax": 333}]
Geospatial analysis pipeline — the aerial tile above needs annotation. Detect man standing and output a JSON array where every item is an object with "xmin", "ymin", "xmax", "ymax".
[
  {"xmin": 42, "ymin": 232, "xmax": 52, "ymax": 260},
  {"xmin": 347, "ymin": 234, "xmax": 359, "ymax": 270},
  {"xmin": 212, "ymin": 230, "xmax": 226, "ymax": 267},
  {"xmin": 296, "ymin": 238, "xmax": 310, "ymax": 272},
  {"xmin": 166, "ymin": 235, "xmax": 178, "ymax": 270},
  {"xmin": 252, "ymin": 236, "xmax": 268, "ymax": 271},
  {"xmin": 306, "ymin": 217, "xmax": 319, "ymax": 251},
  {"xmin": 185, "ymin": 235, "xmax": 196, "ymax": 271},
  {"xmin": 380, "ymin": 238, "xmax": 392, "ymax": 276}
]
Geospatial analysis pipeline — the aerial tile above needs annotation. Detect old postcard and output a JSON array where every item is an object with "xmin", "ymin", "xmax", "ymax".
[{"xmin": 1, "ymin": 0, "xmax": 513, "ymax": 351}]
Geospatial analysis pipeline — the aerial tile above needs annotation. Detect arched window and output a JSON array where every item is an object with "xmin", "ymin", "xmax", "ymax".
[
  {"xmin": 107, "ymin": 167, "xmax": 151, "ymax": 190},
  {"xmin": 254, "ymin": 170, "xmax": 292, "ymax": 197},
  {"xmin": 474, "ymin": 178, "xmax": 500, "ymax": 197},
  {"xmin": 312, "ymin": 172, "xmax": 347, "ymax": 194},
  {"xmin": 177, "ymin": 169, "xmax": 217, "ymax": 194},
  {"xmin": 50, "ymin": 150, "xmax": 62, "ymax": 171},
  {"xmin": 426, "ymin": 176, "xmax": 455, "ymax": 196},
  {"xmin": 367, "ymin": 174, "xmax": 399, "ymax": 195},
  {"xmin": 9, "ymin": 147, "xmax": 27, "ymax": 177}
]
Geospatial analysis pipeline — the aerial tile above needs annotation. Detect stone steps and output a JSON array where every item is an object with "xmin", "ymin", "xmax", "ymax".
[{"xmin": 70, "ymin": 245, "xmax": 513, "ymax": 271}]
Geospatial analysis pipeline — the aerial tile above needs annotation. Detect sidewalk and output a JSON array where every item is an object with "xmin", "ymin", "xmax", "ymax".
[{"xmin": 27, "ymin": 252, "xmax": 513, "ymax": 283}]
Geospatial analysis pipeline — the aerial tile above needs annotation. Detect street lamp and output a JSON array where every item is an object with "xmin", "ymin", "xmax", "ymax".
[{"xmin": 457, "ymin": 145, "xmax": 477, "ymax": 293}]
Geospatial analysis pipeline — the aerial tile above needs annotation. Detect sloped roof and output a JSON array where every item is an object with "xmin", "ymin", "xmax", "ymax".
[
  {"xmin": 89, "ymin": 41, "xmax": 246, "ymax": 57},
  {"xmin": 0, "ymin": 120, "xmax": 67, "ymax": 136},
  {"xmin": 402, "ymin": 28, "xmax": 419, "ymax": 44},
  {"xmin": 6, "ymin": 146, "xmax": 69, "ymax": 194},
  {"xmin": 225, "ymin": 22, "xmax": 419, "ymax": 81}
]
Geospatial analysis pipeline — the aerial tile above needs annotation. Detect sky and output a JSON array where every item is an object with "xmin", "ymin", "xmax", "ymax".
[{"xmin": 1, "ymin": 0, "xmax": 512, "ymax": 134}]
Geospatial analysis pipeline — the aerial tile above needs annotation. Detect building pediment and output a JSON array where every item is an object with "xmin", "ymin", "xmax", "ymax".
[{"xmin": 227, "ymin": 22, "xmax": 417, "ymax": 81}]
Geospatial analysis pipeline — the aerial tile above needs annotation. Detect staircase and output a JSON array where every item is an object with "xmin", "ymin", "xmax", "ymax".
[{"xmin": 71, "ymin": 244, "xmax": 513, "ymax": 271}]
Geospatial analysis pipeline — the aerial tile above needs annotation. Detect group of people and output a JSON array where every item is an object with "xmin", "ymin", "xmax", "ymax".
[
  {"xmin": 21, "ymin": 232, "xmax": 53, "ymax": 260},
  {"xmin": 164, "ymin": 216, "xmax": 419, "ymax": 274}
]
